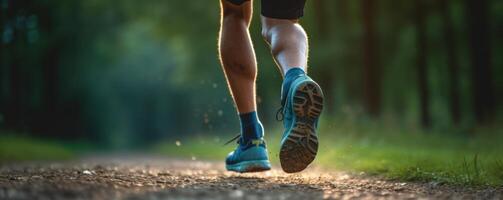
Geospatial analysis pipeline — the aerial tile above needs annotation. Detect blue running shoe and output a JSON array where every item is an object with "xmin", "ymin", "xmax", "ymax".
[
  {"xmin": 225, "ymin": 136, "xmax": 271, "ymax": 173},
  {"xmin": 278, "ymin": 75, "xmax": 324, "ymax": 173}
]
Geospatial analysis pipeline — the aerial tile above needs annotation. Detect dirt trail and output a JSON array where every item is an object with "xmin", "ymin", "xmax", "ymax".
[{"xmin": 0, "ymin": 156, "xmax": 501, "ymax": 200}]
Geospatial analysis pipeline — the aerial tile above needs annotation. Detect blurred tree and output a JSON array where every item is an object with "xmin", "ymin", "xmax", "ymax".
[
  {"xmin": 3, "ymin": 0, "xmax": 23, "ymax": 131},
  {"xmin": 312, "ymin": 0, "xmax": 335, "ymax": 114},
  {"xmin": 38, "ymin": 3, "xmax": 62, "ymax": 136},
  {"xmin": 1, "ymin": 0, "xmax": 501, "ymax": 146},
  {"xmin": 465, "ymin": 0, "xmax": 495, "ymax": 124},
  {"xmin": 414, "ymin": 0, "xmax": 431, "ymax": 128},
  {"xmin": 361, "ymin": 0, "xmax": 381, "ymax": 117},
  {"xmin": 439, "ymin": 0, "xmax": 461, "ymax": 125}
]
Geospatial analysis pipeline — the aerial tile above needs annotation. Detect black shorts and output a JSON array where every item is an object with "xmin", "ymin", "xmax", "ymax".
[{"xmin": 226, "ymin": 0, "xmax": 307, "ymax": 19}]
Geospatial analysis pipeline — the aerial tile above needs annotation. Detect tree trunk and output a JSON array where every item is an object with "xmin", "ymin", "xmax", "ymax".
[
  {"xmin": 3, "ymin": 0, "xmax": 23, "ymax": 130},
  {"xmin": 415, "ymin": 0, "xmax": 431, "ymax": 128},
  {"xmin": 4, "ymin": 46, "xmax": 23, "ymax": 130},
  {"xmin": 38, "ymin": 5, "xmax": 59, "ymax": 115},
  {"xmin": 440, "ymin": 0, "xmax": 461, "ymax": 125},
  {"xmin": 0, "ymin": 3, "xmax": 5, "ymax": 124},
  {"xmin": 361, "ymin": 0, "xmax": 381, "ymax": 117},
  {"xmin": 465, "ymin": 0, "xmax": 494, "ymax": 123},
  {"xmin": 37, "ymin": 43, "xmax": 61, "ymax": 135},
  {"xmin": 313, "ymin": 0, "xmax": 329, "ymax": 39},
  {"xmin": 335, "ymin": 0, "xmax": 349, "ymax": 24},
  {"xmin": 312, "ymin": 0, "xmax": 335, "ymax": 114}
]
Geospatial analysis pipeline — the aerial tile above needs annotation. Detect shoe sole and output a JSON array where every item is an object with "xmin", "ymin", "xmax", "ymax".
[
  {"xmin": 280, "ymin": 80, "xmax": 324, "ymax": 173},
  {"xmin": 226, "ymin": 160, "xmax": 271, "ymax": 173}
]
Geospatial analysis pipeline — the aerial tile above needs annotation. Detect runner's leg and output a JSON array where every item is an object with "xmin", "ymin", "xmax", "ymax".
[
  {"xmin": 260, "ymin": 0, "xmax": 324, "ymax": 173},
  {"xmin": 261, "ymin": 17, "xmax": 308, "ymax": 75},
  {"xmin": 219, "ymin": 0, "xmax": 257, "ymax": 114}
]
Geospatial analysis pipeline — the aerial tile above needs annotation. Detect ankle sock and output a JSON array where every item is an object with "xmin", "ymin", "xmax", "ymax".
[
  {"xmin": 239, "ymin": 111, "xmax": 264, "ymax": 142},
  {"xmin": 281, "ymin": 67, "xmax": 306, "ymax": 102}
]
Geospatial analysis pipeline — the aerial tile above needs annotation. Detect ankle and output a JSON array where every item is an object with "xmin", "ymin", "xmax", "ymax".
[
  {"xmin": 281, "ymin": 67, "xmax": 306, "ymax": 101},
  {"xmin": 239, "ymin": 111, "xmax": 264, "ymax": 141}
]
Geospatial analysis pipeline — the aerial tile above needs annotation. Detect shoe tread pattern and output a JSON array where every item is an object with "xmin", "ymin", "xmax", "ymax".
[{"xmin": 280, "ymin": 81, "xmax": 324, "ymax": 173}]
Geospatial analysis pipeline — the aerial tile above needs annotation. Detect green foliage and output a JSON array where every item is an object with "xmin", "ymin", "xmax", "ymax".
[{"xmin": 0, "ymin": 1, "xmax": 501, "ymax": 146}]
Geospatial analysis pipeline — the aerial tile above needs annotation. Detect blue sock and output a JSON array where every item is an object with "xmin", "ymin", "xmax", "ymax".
[
  {"xmin": 281, "ymin": 68, "xmax": 306, "ymax": 102},
  {"xmin": 239, "ymin": 111, "xmax": 264, "ymax": 142}
]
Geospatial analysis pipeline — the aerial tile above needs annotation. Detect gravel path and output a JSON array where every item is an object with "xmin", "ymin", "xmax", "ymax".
[{"xmin": 0, "ymin": 156, "xmax": 501, "ymax": 200}]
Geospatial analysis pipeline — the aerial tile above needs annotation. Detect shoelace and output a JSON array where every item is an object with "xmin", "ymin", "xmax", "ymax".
[{"xmin": 223, "ymin": 134, "xmax": 241, "ymax": 146}]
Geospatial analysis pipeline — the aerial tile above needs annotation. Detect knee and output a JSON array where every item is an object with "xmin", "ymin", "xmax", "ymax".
[
  {"xmin": 221, "ymin": 0, "xmax": 251, "ymax": 24},
  {"xmin": 260, "ymin": 17, "xmax": 302, "ymax": 43},
  {"xmin": 260, "ymin": 18, "xmax": 275, "ymax": 42},
  {"xmin": 261, "ymin": 18, "xmax": 306, "ymax": 56}
]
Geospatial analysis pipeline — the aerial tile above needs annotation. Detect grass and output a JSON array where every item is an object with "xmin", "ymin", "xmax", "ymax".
[
  {"xmin": 0, "ymin": 134, "xmax": 75, "ymax": 162},
  {"xmin": 316, "ymin": 133, "xmax": 503, "ymax": 186},
  {"xmin": 154, "ymin": 119, "xmax": 503, "ymax": 187}
]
